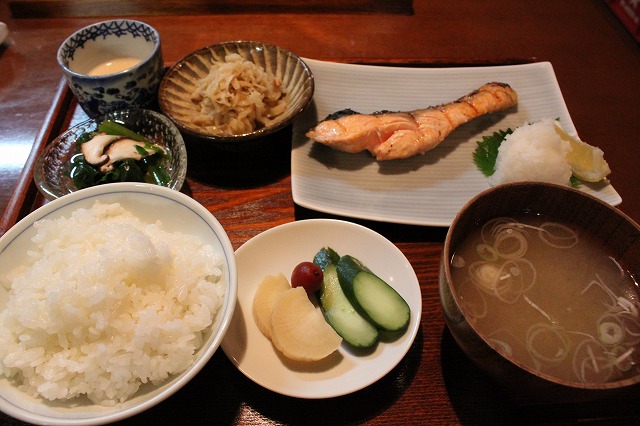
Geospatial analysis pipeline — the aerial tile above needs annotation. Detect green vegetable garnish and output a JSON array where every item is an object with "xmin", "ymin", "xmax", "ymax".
[
  {"xmin": 472, "ymin": 127, "xmax": 581, "ymax": 188},
  {"xmin": 143, "ymin": 159, "xmax": 171, "ymax": 186},
  {"xmin": 98, "ymin": 121, "xmax": 148, "ymax": 143},
  {"xmin": 68, "ymin": 121, "xmax": 171, "ymax": 190},
  {"xmin": 472, "ymin": 128, "xmax": 513, "ymax": 177}
]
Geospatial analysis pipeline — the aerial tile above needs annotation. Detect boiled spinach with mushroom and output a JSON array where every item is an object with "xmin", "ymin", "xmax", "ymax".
[{"xmin": 69, "ymin": 121, "xmax": 171, "ymax": 189}]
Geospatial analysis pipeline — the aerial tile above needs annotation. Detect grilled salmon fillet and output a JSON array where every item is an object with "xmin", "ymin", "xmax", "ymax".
[{"xmin": 305, "ymin": 82, "xmax": 518, "ymax": 161}]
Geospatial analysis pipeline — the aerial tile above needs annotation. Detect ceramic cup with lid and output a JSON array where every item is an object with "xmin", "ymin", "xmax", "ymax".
[{"xmin": 57, "ymin": 19, "xmax": 164, "ymax": 117}]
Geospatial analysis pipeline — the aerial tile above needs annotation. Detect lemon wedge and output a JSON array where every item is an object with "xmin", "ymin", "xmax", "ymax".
[{"xmin": 554, "ymin": 122, "xmax": 611, "ymax": 182}]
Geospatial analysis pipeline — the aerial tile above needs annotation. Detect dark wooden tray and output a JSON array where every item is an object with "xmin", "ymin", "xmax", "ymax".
[
  {"xmin": 3, "ymin": 57, "xmax": 640, "ymax": 425},
  {"xmin": 0, "ymin": 78, "xmax": 79, "ymax": 233}
]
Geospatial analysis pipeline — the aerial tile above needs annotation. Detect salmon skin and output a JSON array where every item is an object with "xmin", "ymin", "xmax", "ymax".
[{"xmin": 305, "ymin": 82, "xmax": 518, "ymax": 161}]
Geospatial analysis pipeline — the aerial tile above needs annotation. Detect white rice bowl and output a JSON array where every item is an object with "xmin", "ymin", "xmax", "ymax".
[
  {"xmin": 489, "ymin": 119, "xmax": 572, "ymax": 186},
  {"xmin": 0, "ymin": 183, "xmax": 237, "ymax": 425}
]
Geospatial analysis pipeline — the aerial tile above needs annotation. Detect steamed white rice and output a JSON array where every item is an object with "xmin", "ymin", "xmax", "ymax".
[
  {"xmin": 489, "ymin": 119, "xmax": 572, "ymax": 186},
  {"xmin": 0, "ymin": 201, "xmax": 226, "ymax": 405}
]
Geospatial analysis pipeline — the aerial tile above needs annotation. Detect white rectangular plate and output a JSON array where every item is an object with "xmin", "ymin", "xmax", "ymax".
[{"xmin": 291, "ymin": 59, "xmax": 621, "ymax": 227}]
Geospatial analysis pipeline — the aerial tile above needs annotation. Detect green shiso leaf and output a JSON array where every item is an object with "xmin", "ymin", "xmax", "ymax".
[
  {"xmin": 472, "ymin": 127, "xmax": 582, "ymax": 188},
  {"xmin": 570, "ymin": 176, "xmax": 581, "ymax": 188},
  {"xmin": 472, "ymin": 128, "xmax": 513, "ymax": 177}
]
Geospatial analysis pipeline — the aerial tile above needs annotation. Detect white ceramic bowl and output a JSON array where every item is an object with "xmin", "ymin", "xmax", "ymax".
[
  {"xmin": 221, "ymin": 219, "xmax": 422, "ymax": 398},
  {"xmin": 0, "ymin": 183, "xmax": 237, "ymax": 425},
  {"xmin": 0, "ymin": 22, "xmax": 8, "ymax": 45}
]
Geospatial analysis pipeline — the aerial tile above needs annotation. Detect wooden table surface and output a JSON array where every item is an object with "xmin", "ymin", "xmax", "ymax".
[{"xmin": 1, "ymin": 0, "xmax": 640, "ymax": 424}]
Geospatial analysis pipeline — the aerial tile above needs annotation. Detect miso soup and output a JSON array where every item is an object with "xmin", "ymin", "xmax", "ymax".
[{"xmin": 450, "ymin": 214, "xmax": 640, "ymax": 385}]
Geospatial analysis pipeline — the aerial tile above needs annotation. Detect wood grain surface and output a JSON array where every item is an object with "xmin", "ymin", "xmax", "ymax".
[
  {"xmin": 1, "ymin": 0, "xmax": 639, "ymax": 424},
  {"xmin": 8, "ymin": 0, "xmax": 414, "ymax": 18}
]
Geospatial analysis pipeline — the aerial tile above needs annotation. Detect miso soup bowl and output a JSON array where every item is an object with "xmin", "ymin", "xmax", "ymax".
[{"xmin": 439, "ymin": 182, "xmax": 640, "ymax": 403}]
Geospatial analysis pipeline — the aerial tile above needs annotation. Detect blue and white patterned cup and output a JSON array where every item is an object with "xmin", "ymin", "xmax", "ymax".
[{"xmin": 57, "ymin": 20, "xmax": 163, "ymax": 118}]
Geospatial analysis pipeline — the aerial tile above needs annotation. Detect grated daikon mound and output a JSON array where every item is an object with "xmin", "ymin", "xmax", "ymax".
[
  {"xmin": 190, "ymin": 53, "xmax": 288, "ymax": 136},
  {"xmin": 0, "ymin": 201, "xmax": 226, "ymax": 406},
  {"xmin": 490, "ymin": 119, "xmax": 572, "ymax": 186}
]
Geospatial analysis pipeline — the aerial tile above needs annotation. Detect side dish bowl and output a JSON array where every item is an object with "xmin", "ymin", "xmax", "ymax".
[
  {"xmin": 221, "ymin": 218, "xmax": 422, "ymax": 398},
  {"xmin": 439, "ymin": 182, "xmax": 640, "ymax": 403},
  {"xmin": 0, "ymin": 182, "xmax": 237, "ymax": 425},
  {"xmin": 34, "ymin": 109, "xmax": 187, "ymax": 200},
  {"xmin": 158, "ymin": 40, "xmax": 314, "ymax": 150}
]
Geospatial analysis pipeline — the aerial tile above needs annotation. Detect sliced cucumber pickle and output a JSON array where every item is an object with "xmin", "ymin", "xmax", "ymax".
[
  {"xmin": 313, "ymin": 247, "xmax": 340, "ymax": 271},
  {"xmin": 314, "ymin": 247, "xmax": 378, "ymax": 348},
  {"xmin": 336, "ymin": 255, "xmax": 410, "ymax": 332},
  {"xmin": 319, "ymin": 264, "xmax": 379, "ymax": 348}
]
